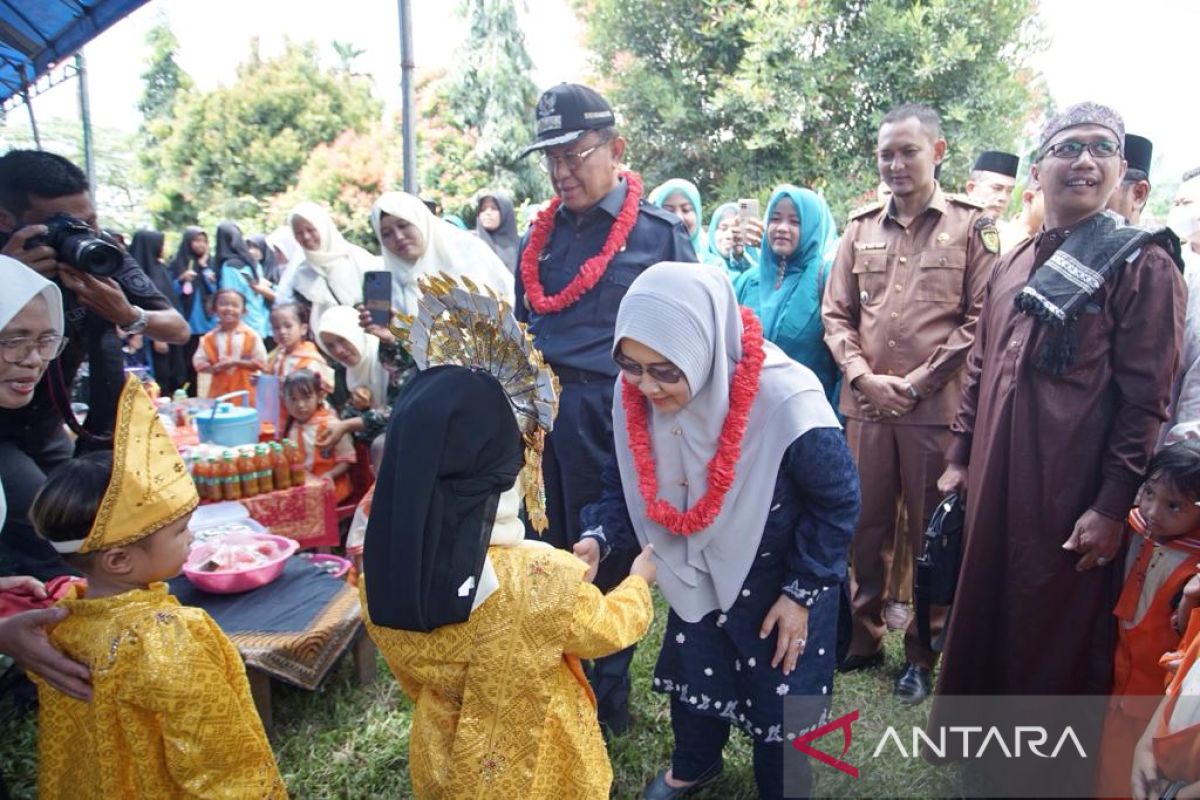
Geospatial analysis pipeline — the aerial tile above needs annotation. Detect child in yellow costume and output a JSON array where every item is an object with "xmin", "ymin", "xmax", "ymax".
[
  {"xmin": 29, "ymin": 376, "xmax": 286, "ymax": 800},
  {"xmin": 360, "ymin": 365, "xmax": 656, "ymax": 800}
]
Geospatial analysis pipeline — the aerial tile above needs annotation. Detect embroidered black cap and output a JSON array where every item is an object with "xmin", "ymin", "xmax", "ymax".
[{"xmin": 519, "ymin": 83, "xmax": 617, "ymax": 158}]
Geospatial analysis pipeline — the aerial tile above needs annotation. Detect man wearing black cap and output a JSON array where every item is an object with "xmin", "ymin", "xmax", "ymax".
[
  {"xmin": 965, "ymin": 150, "xmax": 1020, "ymax": 218},
  {"xmin": 1107, "ymin": 133, "xmax": 1153, "ymax": 225},
  {"xmin": 516, "ymin": 83, "xmax": 696, "ymax": 735}
]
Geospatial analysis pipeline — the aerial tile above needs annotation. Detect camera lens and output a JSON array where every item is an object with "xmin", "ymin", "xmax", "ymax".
[{"xmin": 66, "ymin": 236, "xmax": 123, "ymax": 277}]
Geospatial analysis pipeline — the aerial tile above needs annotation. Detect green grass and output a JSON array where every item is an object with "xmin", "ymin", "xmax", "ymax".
[{"xmin": 0, "ymin": 592, "xmax": 954, "ymax": 798}]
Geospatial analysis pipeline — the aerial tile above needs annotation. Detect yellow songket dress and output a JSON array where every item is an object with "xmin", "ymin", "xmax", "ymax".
[
  {"xmin": 362, "ymin": 545, "xmax": 653, "ymax": 800},
  {"xmin": 33, "ymin": 583, "xmax": 286, "ymax": 799}
]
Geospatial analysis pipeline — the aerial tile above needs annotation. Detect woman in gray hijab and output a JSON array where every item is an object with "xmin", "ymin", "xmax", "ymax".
[
  {"xmin": 576, "ymin": 262, "xmax": 859, "ymax": 800},
  {"xmin": 475, "ymin": 191, "xmax": 519, "ymax": 273}
]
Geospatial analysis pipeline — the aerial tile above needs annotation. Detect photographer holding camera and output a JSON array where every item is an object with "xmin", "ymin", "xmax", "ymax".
[{"xmin": 0, "ymin": 150, "xmax": 187, "ymax": 521}]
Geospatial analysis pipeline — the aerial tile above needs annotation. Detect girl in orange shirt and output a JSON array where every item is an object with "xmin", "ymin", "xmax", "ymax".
[
  {"xmin": 193, "ymin": 289, "xmax": 267, "ymax": 403},
  {"xmin": 282, "ymin": 369, "xmax": 354, "ymax": 502},
  {"xmin": 265, "ymin": 303, "xmax": 332, "ymax": 386}
]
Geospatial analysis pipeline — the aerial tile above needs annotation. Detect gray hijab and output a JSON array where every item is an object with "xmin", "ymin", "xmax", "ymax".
[{"xmin": 611, "ymin": 262, "xmax": 839, "ymax": 622}]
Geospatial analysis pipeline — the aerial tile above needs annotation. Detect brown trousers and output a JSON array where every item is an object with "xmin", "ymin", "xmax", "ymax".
[{"xmin": 845, "ymin": 418, "xmax": 950, "ymax": 669}]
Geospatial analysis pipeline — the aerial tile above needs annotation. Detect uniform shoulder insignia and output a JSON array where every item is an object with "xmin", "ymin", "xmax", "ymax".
[
  {"xmin": 847, "ymin": 201, "xmax": 883, "ymax": 221},
  {"xmin": 974, "ymin": 216, "xmax": 1001, "ymax": 254},
  {"xmin": 948, "ymin": 193, "xmax": 986, "ymax": 210}
]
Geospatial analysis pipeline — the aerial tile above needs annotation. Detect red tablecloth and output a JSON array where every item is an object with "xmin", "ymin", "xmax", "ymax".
[{"xmin": 238, "ymin": 476, "xmax": 338, "ymax": 548}]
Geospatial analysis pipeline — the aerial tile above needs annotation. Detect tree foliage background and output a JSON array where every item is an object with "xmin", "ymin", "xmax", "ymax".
[
  {"xmin": 418, "ymin": 0, "xmax": 548, "ymax": 221},
  {"xmin": 581, "ymin": 0, "xmax": 1046, "ymax": 217},
  {"xmin": 142, "ymin": 38, "xmax": 381, "ymax": 231}
]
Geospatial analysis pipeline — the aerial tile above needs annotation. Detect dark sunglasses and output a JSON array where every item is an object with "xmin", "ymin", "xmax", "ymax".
[{"xmin": 613, "ymin": 352, "xmax": 686, "ymax": 384}]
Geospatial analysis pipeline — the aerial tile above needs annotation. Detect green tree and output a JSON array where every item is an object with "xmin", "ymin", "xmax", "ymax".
[
  {"xmin": 138, "ymin": 16, "xmax": 192, "ymax": 123},
  {"xmin": 422, "ymin": 0, "xmax": 547, "ymax": 218},
  {"xmin": 144, "ymin": 40, "xmax": 381, "ymax": 229},
  {"xmin": 0, "ymin": 117, "xmax": 146, "ymax": 232},
  {"xmin": 270, "ymin": 124, "xmax": 399, "ymax": 249},
  {"xmin": 331, "ymin": 41, "xmax": 367, "ymax": 77},
  {"xmin": 583, "ymin": 0, "xmax": 1045, "ymax": 218},
  {"xmin": 136, "ymin": 16, "xmax": 193, "ymax": 224}
]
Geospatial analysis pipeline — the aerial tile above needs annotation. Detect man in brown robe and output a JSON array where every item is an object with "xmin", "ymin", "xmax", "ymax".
[{"xmin": 934, "ymin": 103, "xmax": 1186, "ymax": 702}]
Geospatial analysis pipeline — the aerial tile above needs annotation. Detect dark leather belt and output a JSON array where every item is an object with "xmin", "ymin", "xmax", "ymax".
[{"xmin": 550, "ymin": 365, "xmax": 614, "ymax": 385}]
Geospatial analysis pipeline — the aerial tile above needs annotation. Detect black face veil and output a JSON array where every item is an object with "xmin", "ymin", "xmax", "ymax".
[{"xmin": 363, "ymin": 365, "xmax": 523, "ymax": 631}]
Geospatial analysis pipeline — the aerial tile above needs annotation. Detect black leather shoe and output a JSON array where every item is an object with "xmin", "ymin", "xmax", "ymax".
[
  {"xmin": 642, "ymin": 763, "xmax": 722, "ymax": 799},
  {"xmin": 837, "ymin": 650, "xmax": 884, "ymax": 673},
  {"xmin": 894, "ymin": 663, "xmax": 932, "ymax": 705}
]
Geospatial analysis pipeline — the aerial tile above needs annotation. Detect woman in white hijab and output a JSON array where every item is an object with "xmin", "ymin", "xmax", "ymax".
[
  {"xmin": 0, "ymin": 256, "xmax": 71, "ymax": 582},
  {"xmin": 267, "ymin": 225, "xmax": 304, "ymax": 304},
  {"xmin": 370, "ymin": 191, "xmax": 513, "ymax": 316},
  {"xmin": 314, "ymin": 305, "xmax": 411, "ymax": 458},
  {"xmin": 288, "ymin": 202, "xmax": 379, "ymax": 333},
  {"xmin": 0, "ymin": 258, "xmax": 93, "ymax": 706},
  {"xmin": 575, "ymin": 262, "xmax": 859, "ymax": 800}
]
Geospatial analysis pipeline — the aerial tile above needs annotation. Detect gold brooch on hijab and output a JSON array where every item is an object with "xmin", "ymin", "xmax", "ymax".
[{"xmin": 390, "ymin": 273, "xmax": 560, "ymax": 532}]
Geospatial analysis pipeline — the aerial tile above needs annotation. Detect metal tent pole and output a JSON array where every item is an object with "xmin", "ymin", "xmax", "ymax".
[
  {"xmin": 398, "ymin": 0, "xmax": 417, "ymax": 194},
  {"xmin": 75, "ymin": 51, "xmax": 95, "ymax": 193}
]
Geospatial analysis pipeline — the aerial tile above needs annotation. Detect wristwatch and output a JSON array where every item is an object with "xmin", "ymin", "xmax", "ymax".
[
  {"xmin": 903, "ymin": 381, "xmax": 919, "ymax": 399},
  {"xmin": 123, "ymin": 305, "xmax": 150, "ymax": 334}
]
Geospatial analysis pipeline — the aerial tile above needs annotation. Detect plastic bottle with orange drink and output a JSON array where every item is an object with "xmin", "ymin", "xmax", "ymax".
[
  {"xmin": 270, "ymin": 442, "xmax": 291, "ymax": 490},
  {"xmin": 192, "ymin": 457, "xmax": 211, "ymax": 502},
  {"xmin": 285, "ymin": 439, "xmax": 306, "ymax": 487},
  {"xmin": 255, "ymin": 444, "xmax": 275, "ymax": 493},
  {"xmin": 221, "ymin": 451, "xmax": 242, "ymax": 501},
  {"xmin": 205, "ymin": 457, "xmax": 222, "ymax": 502},
  {"xmin": 237, "ymin": 449, "xmax": 259, "ymax": 497}
]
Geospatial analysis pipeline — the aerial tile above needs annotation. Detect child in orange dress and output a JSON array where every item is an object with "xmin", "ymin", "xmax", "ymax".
[
  {"xmin": 192, "ymin": 289, "xmax": 267, "ymax": 404},
  {"xmin": 1131, "ymin": 582, "xmax": 1200, "ymax": 799},
  {"xmin": 266, "ymin": 303, "xmax": 332, "ymax": 386},
  {"xmin": 282, "ymin": 369, "xmax": 354, "ymax": 502},
  {"xmin": 1099, "ymin": 440, "xmax": 1200, "ymax": 796}
]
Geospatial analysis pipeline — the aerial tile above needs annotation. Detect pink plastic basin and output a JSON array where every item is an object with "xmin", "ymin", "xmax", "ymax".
[{"xmin": 183, "ymin": 532, "xmax": 297, "ymax": 594}]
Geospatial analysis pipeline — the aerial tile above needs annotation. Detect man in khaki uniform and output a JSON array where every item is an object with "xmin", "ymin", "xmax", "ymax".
[{"xmin": 822, "ymin": 103, "xmax": 998, "ymax": 704}]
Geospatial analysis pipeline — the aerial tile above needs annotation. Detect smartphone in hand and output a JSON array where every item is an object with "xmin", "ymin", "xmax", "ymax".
[
  {"xmin": 363, "ymin": 271, "xmax": 393, "ymax": 327},
  {"xmin": 736, "ymin": 198, "xmax": 759, "ymax": 255}
]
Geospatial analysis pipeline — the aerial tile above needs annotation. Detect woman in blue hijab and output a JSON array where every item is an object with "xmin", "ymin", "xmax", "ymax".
[
  {"xmin": 737, "ymin": 185, "xmax": 840, "ymax": 403},
  {"xmin": 704, "ymin": 202, "xmax": 760, "ymax": 287},
  {"xmin": 649, "ymin": 179, "xmax": 707, "ymax": 257}
]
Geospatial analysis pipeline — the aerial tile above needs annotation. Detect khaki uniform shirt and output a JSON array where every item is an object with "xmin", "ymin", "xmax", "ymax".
[{"xmin": 822, "ymin": 184, "xmax": 998, "ymax": 425}]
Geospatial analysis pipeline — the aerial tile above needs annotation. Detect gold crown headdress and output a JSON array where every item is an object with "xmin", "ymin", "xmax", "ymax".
[
  {"xmin": 50, "ymin": 376, "xmax": 199, "ymax": 554},
  {"xmin": 390, "ymin": 273, "xmax": 560, "ymax": 532}
]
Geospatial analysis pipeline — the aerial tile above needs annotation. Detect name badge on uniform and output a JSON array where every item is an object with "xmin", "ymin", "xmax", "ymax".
[{"xmin": 854, "ymin": 241, "xmax": 887, "ymax": 252}]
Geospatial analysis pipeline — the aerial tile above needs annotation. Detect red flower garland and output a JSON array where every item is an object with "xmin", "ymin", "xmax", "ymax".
[
  {"xmin": 520, "ymin": 171, "xmax": 644, "ymax": 314},
  {"xmin": 622, "ymin": 307, "xmax": 766, "ymax": 535}
]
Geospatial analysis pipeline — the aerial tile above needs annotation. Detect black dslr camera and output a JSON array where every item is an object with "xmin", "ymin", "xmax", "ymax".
[{"xmin": 26, "ymin": 213, "xmax": 124, "ymax": 277}]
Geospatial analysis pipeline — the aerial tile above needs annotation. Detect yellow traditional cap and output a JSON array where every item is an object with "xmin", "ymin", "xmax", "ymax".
[{"xmin": 50, "ymin": 376, "xmax": 198, "ymax": 554}]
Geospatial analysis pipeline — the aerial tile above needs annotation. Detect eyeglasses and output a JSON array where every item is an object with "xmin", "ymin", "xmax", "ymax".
[
  {"xmin": 1041, "ymin": 140, "xmax": 1121, "ymax": 161},
  {"xmin": 538, "ymin": 139, "xmax": 610, "ymax": 174},
  {"xmin": 614, "ymin": 353, "xmax": 686, "ymax": 384},
  {"xmin": 0, "ymin": 334, "xmax": 68, "ymax": 364}
]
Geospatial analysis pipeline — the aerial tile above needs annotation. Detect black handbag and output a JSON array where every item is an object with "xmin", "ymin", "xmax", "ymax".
[{"xmin": 915, "ymin": 492, "xmax": 965, "ymax": 652}]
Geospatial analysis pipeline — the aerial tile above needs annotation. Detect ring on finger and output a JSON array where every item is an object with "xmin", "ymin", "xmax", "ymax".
[
  {"xmin": 791, "ymin": 637, "xmax": 806, "ymax": 648},
  {"xmin": 1097, "ymin": 556, "xmax": 1108, "ymax": 565}
]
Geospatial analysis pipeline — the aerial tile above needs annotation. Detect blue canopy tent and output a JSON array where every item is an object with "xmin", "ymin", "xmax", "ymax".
[{"xmin": 0, "ymin": 0, "xmax": 148, "ymax": 104}]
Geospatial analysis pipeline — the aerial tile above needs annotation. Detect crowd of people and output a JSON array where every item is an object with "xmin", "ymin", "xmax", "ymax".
[{"xmin": 0, "ymin": 77, "xmax": 1198, "ymax": 800}]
